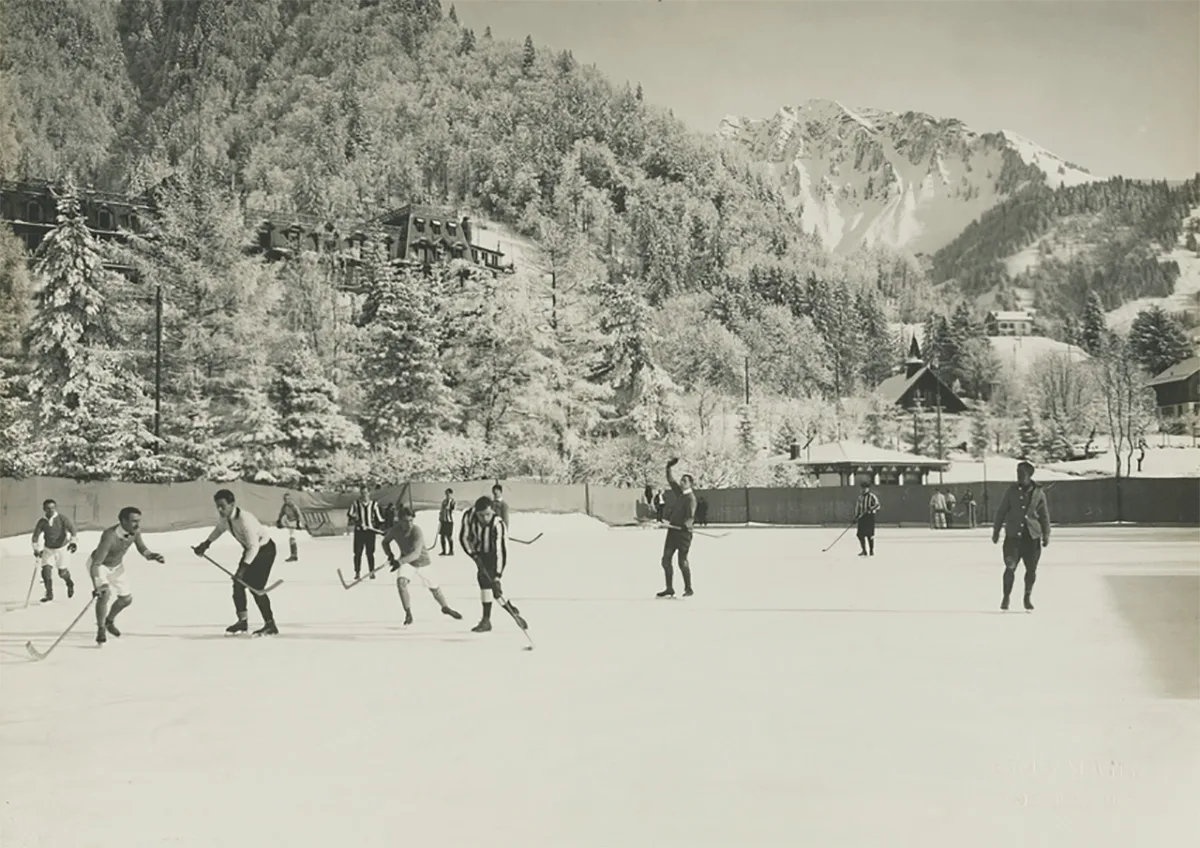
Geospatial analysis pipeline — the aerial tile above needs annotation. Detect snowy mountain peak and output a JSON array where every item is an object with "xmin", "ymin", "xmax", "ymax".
[{"xmin": 720, "ymin": 99, "xmax": 1104, "ymax": 254}]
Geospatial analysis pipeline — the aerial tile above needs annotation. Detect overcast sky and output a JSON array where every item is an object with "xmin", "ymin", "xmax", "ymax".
[{"xmin": 456, "ymin": 0, "xmax": 1200, "ymax": 180}]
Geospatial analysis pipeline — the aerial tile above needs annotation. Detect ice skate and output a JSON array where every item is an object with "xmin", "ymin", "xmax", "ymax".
[
  {"xmin": 656, "ymin": 588, "xmax": 675, "ymax": 598},
  {"xmin": 471, "ymin": 619, "xmax": 492, "ymax": 633},
  {"xmin": 95, "ymin": 627, "xmax": 106, "ymax": 645},
  {"xmin": 253, "ymin": 621, "xmax": 279, "ymax": 637},
  {"xmin": 65, "ymin": 580, "xmax": 75, "ymax": 598},
  {"xmin": 441, "ymin": 606, "xmax": 463, "ymax": 620},
  {"xmin": 1023, "ymin": 595, "xmax": 1035, "ymax": 612},
  {"xmin": 682, "ymin": 587, "xmax": 694, "ymax": 597},
  {"xmin": 40, "ymin": 591, "xmax": 52, "ymax": 603},
  {"xmin": 104, "ymin": 618, "xmax": 121, "ymax": 638},
  {"xmin": 1001, "ymin": 595, "xmax": 1010, "ymax": 611},
  {"xmin": 403, "ymin": 610, "xmax": 414, "ymax": 626},
  {"xmin": 225, "ymin": 619, "xmax": 249, "ymax": 635}
]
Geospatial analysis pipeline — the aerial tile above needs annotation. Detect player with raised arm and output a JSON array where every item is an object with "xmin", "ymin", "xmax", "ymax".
[
  {"xmin": 31, "ymin": 498, "xmax": 78, "ymax": 602},
  {"xmin": 992, "ymin": 461, "xmax": 1052, "ymax": 611},
  {"xmin": 459, "ymin": 496, "xmax": 525, "ymax": 633},
  {"xmin": 276, "ymin": 493, "xmax": 302, "ymax": 562},
  {"xmin": 657, "ymin": 457, "xmax": 696, "ymax": 598},
  {"xmin": 192, "ymin": 489, "xmax": 280, "ymax": 636},
  {"xmin": 89, "ymin": 507, "xmax": 164, "ymax": 644},
  {"xmin": 382, "ymin": 506, "xmax": 462, "ymax": 625}
]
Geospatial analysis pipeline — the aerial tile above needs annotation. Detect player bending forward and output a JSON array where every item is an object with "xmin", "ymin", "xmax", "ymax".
[
  {"xmin": 382, "ymin": 506, "xmax": 462, "ymax": 625},
  {"xmin": 992, "ymin": 461, "xmax": 1051, "ymax": 611},
  {"xmin": 89, "ymin": 507, "xmax": 165, "ymax": 644},
  {"xmin": 31, "ymin": 498, "xmax": 78, "ymax": 602},
  {"xmin": 460, "ymin": 496, "xmax": 526, "ymax": 633},
  {"xmin": 192, "ymin": 489, "xmax": 280, "ymax": 636}
]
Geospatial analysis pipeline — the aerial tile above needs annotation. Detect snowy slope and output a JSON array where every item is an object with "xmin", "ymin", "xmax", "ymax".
[
  {"xmin": 718, "ymin": 100, "xmax": 1102, "ymax": 255},
  {"xmin": 1106, "ymin": 205, "xmax": 1200, "ymax": 331}
]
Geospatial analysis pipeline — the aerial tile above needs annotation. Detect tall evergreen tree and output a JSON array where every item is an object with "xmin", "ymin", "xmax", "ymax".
[
  {"xmin": 1018, "ymin": 404, "xmax": 1040, "ymax": 460},
  {"xmin": 1081, "ymin": 291, "xmax": 1107, "ymax": 355},
  {"xmin": 360, "ymin": 261, "xmax": 452, "ymax": 447},
  {"xmin": 1128, "ymin": 305, "xmax": 1192, "ymax": 377},
  {"xmin": 970, "ymin": 406, "xmax": 990, "ymax": 459},
  {"xmin": 23, "ymin": 184, "xmax": 157, "ymax": 478},
  {"xmin": 522, "ymin": 35, "xmax": 536, "ymax": 74},
  {"xmin": 270, "ymin": 351, "xmax": 364, "ymax": 486}
]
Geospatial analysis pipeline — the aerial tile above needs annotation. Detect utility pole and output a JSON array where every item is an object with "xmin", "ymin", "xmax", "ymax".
[
  {"xmin": 153, "ymin": 284, "xmax": 163, "ymax": 447},
  {"xmin": 744, "ymin": 356, "xmax": 750, "ymax": 405}
]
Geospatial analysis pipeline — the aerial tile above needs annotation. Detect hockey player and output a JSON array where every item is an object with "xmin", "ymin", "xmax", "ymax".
[
  {"xmin": 346, "ymin": 486, "xmax": 384, "ymax": 580},
  {"xmin": 491, "ymin": 483, "xmax": 511, "ymax": 527},
  {"xmin": 88, "ymin": 507, "xmax": 165, "ymax": 644},
  {"xmin": 31, "ymin": 499, "xmax": 78, "ymax": 602},
  {"xmin": 276, "ymin": 493, "xmax": 302, "ymax": 562},
  {"xmin": 992, "ymin": 461, "xmax": 1051, "ymax": 611},
  {"xmin": 658, "ymin": 457, "xmax": 697, "ymax": 598},
  {"xmin": 192, "ymin": 489, "xmax": 279, "ymax": 636},
  {"xmin": 459, "ymin": 496, "xmax": 524, "ymax": 633},
  {"xmin": 854, "ymin": 480, "xmax": 881, "ymax": 557},
  {"xmin": 382, "ymin": 506, "xmax": 462, "ymax": 626},
  {"xmin": 437, "ymin": 488, "xmax": 456, "ymax": 555}
]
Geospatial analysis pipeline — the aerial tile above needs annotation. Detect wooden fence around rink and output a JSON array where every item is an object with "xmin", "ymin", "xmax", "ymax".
[{"xmin": 0, "ymin": 475, "xmax": 1196, "ymax": 540}]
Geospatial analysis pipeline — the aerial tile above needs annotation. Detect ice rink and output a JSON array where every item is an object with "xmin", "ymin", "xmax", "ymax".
[{"xmin": 1, "ymin": 514, "xmax": 1197, "ymax": 848}]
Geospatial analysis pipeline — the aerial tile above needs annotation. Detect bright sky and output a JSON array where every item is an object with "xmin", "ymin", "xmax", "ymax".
[{"xmin": 456, "ymin": 0, "xmax": 1200, "ymax": 180}]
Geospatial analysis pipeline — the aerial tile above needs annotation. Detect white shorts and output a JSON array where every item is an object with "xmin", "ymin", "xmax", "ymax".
[
  {"xmin": 36, "ymin": 547, "xmax": 69, "ymax": 569},
  {"xmin": 93, "ymin": 563, "xmax": 130, "ymax": 597},
  {"xmin": 396, "ymin": 561, "xmax": 440, "ymax": 590}
]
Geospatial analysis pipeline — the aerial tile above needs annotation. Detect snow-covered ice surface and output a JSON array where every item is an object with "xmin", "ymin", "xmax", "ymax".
[{"xmin": 2, "ymin": 514, "xmax": 1198, "ymax": 848}]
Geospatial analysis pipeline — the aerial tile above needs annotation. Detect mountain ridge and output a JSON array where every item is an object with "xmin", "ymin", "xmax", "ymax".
[{"xmin": 717, "ymin": 98, "xmax": 1101, "ymax": 256}]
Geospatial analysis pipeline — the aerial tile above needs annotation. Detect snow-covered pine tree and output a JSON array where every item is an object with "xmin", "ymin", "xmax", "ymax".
[
  {"xmin": 970, "ymin": 405, "xmax": 991, "ymax": 459},
  {"xmin": 1081, "ymin": 291, "xmax": 1107, "ymax": 355},
  {"xmin": 1018, "ymin": 403, "xmax": 1040, "ymax": 461},
  {"xmin": 24, "ymin": 183, "xmax": 157, "ymax": 479},
  {"xmin": 906, "ymin": 396, "xmax": 929, "ymax": 455},
  {"xmin": 360, "ymin": 260, "xmax": 452, "ymax": 447},
  {"xmin": 1128, "ymin": 305, "xmax": 1192, "ymax": 377},
  {"xmin": 270, "ymin": 350, "xmax": 364, "ymax": 486},
  {"xmin": 1041, "ymin": 413, "xmax": 1074, "ymax": 462}
]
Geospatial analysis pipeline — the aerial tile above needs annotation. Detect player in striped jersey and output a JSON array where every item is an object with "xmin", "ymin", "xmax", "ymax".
[
  {"xmin": 31, "ymin": 499, "xmax": 78, "ymax": 602},
  {"xmin": 89, "ymin": 507, "xmax": 165, "ymax": 644},
  {"xmin": 347, "ymin": 487, "xmax": 384, "ymax": 580},
  {"xmin": 193, "ymin": 489, "xmax": 280, "ymax": 636},
  {"xmin": 854, "ymin": 480, "xmax": 881, "ymax": 557},
  {"xmin": 459, "ymin": 496, "xmax": 523, "ymax": 633},
  {"xmin": 437, "ymin": 488, "xmax": 456, "ymax": 555}
]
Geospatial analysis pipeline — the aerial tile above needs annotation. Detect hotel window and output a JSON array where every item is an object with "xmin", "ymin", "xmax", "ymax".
[
  {"xmin": 414, "ymin": 218, "xmax": 425, "ymax": 231},
  {"xmin": 26, "ymin": 200, "xmax": 42, "ymax": 223},
  {"xmin": 431, "ymin": 220, "xmax": 442, "ymax": 235},
  {"xmin": 97, "ymin": 207, "xmax": 114, "ymax": 230}
]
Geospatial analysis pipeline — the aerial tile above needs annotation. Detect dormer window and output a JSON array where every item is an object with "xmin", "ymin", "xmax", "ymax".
[
  {"xmin": 97, "ymin": 207, "xmax": 113, "ymax": 230},
  {"xmin": 447, "ymin": 222, "xmax": 457, "ymax": 235},
  {"xmin": 431, "ymin": 220, "xmax": 442, "ymax": 234},
  {"xmin": 414, "ymin": 217, "xmax": 425, "ymax": 231}
]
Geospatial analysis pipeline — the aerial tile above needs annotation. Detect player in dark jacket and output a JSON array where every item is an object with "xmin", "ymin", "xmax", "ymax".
[
  {"xmin": 658, "ymin": 458, "xmax": 697, "ymax": 598},
  {"xmin": 992, "ymin": 461, "xmax": 1051, "ymax": 611}
]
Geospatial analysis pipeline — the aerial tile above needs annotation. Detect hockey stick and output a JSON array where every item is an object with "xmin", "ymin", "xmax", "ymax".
[
  {"xmin": 201, "ymin": 553, "xmax": 283, "ymax": 596},
  {"xmin": 23, "ymin": 560, "xmax": 39, "ymax": 608},
  {"xmin": 336, "ymin": 567, "xmax": 382, "ymax": 590},
  {"xmin": 26, "ymin": 595, "xmax": 97, "ymax": 661},
  {"xmin": 467, "ymin": 553, "xmax": 534, "ymax": 651},
  {"xmin": 665, "ymin": 524, "xmax": 729, "ymax": 539},
  {"xmin": 821, "ymin": 520, "xmax": 857, "ymax": 553},
  {"xmin": 509, "ymin": 533, "xmax": 544, "ymax": 545}
]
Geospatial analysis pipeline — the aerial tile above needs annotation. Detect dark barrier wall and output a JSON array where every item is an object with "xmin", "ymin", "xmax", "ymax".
[
  {"xmin": 690, "ymin": 476, "xmax": 1199, "ymax": 528},
  {"xmin": 1, "ymin": 475, "xmax": 1196, "ymax": 539}
]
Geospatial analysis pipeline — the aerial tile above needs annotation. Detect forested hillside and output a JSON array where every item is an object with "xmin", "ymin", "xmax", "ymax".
[
  {"xmin": 1, "ymin": 0, "xmax": 946, "ymax": 488},
  {"xmin": 931, "ymin": 176, "xmax": 1200, "ymax": 317}
]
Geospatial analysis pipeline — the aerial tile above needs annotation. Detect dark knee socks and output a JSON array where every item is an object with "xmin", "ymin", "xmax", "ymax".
[
  {"xmin": 254, "ymin": 593, "xmax": 274, "ymax": 624},
  {"xmin": 41, "ymin": 565, "xmax": 53, "ymax": 592},
  {"xmin": 1023, "ymin": 565, "xmax": 1037, "ymax": 597},
  {"xmin": 1002, "ymin": 568, "xmax": 1016, "ymax": 599},
  {"xmin": 107, "ymin": 595, "xmax": 132, "ymax": 622},
  {"xmin": 679, "ymin": 563, "xmax": 692, "ymax": 592}
]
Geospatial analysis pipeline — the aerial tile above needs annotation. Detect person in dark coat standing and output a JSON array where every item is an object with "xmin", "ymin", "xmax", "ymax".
[
  {"xmin": 992, "ymin": 461, "xmax": 1051, "ymax": 611},
  {"xmin": 854, "ymin": 480, "xmax": 881, "ymax": 557},
  {"xmin": 657, "ymin": 458, "xmax": 697, "ymax": 598}
]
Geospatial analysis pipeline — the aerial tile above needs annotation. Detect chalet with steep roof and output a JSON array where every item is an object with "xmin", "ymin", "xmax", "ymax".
[{"xmin": 874, "ymin": 337, "xmax": 968, "ymax": 414}]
